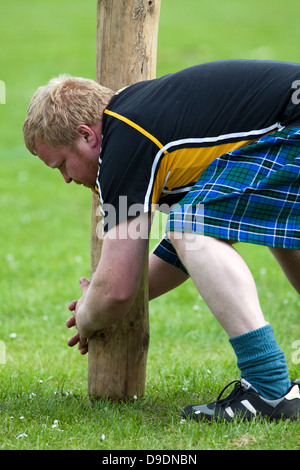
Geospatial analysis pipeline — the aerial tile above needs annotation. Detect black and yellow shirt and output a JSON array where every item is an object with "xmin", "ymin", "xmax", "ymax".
[{"xmin": 96, "ymin": 59, "xmax": 300, "ymax": 232}]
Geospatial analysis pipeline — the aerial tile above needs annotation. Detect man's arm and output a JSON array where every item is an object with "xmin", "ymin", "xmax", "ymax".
[{"xmin": 67, "ymin": 212, "xmax": 151, "ymax": 352}]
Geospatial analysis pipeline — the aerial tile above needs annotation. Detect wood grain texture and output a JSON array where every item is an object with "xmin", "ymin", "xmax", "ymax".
[{"xmin": 88, "ymin": 0, "xmax": 160, "ymax": 401}]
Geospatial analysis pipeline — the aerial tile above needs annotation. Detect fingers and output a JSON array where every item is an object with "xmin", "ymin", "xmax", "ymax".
[
  {"xmin": 67, "ymin": 331, "xmax": 80, "ymax": 347},
  {"xmin": 66, "ymin": 277, "xmax": 90, "ymax": 355},
  {"xmin": 68, "ymin": 300, "xmax": 77, "ymax": 311},
  {"xmin": 79, "ymin": 345, "xmax": 88, "ymax": 355},
  {"xmin": 66, "ymin": 315, "xmax": 76, "ymax": 328},
  {"xmin": 66, "ymin": 307, "xmax": 89, "ymax": 354},
  {"xmin": 67, "ymin": 331, "xmax": 88, "ymax": 354},
  {"xmin": 78, "ymin": 337, "xmax": 88, "ymax": 354}
]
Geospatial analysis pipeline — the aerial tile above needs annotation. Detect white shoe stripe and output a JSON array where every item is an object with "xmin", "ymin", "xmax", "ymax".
[
  {"xmin": 285, "ymin": 385, "xmax": 300, "ymax": 401},
  {"xmin": 241, "ymin": 399, "xmax": 257, "ymax": 415},
  {"xmin": 225, "ymin": 406, "xmax": 234, "ymax": 418}
]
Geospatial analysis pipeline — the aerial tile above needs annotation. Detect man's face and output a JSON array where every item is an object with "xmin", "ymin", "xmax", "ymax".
[{"xmin": 35, "ymin": 124, "xmax": 102, "ymax": 192}]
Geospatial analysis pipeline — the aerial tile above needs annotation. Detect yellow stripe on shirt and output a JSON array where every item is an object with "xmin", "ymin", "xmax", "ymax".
[
  {"xmin": 151, "ymin": 138, "xmax": 257, "ymax": 205},
  {"xmin": 104, "ymin": 109, "xmax": 167, "ymax": 153}
]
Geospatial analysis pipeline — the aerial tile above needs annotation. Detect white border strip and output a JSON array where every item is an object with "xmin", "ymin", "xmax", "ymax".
[{"xmin": 143, "ymin": 122, "xmax": 282, "ymax": 211}]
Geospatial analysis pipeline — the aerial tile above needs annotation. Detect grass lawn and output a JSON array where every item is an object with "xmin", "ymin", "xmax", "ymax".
[{"xmin": 0, "ymin": 0, "xmax": 299, "ymax": 451}]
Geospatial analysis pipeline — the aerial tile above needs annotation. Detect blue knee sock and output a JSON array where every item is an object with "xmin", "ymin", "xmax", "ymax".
[{"xmin": 229, "ymin": 324, "xmax": 291, "ymax": 399}]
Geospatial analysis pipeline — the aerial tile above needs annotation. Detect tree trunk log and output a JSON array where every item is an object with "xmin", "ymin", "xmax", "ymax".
[{"xmin": 88, "ymin": 0, "xmax": 161, "ymax": 401}]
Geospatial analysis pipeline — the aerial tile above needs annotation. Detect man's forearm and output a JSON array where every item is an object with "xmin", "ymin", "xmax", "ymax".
[
  {"xmin": 75, "ymin": 277, "xmax": 134, "ymax": 337},
  {"xmin": 67, "ymin": 214, "xmax": 152, "ymax": 352}
]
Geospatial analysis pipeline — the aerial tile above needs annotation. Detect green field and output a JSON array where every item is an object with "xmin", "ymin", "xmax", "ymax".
[{"xmin": 0, "ymin": 0, "xmax": 299, "ymax": 451}]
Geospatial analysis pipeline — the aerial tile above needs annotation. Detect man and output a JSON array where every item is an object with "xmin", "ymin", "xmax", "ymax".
[{"xmin": 23, "ymin": 60, "xmax": 300, "ymax": 421}]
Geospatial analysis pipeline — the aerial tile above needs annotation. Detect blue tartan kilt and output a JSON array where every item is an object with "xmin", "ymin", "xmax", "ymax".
[{"xmin": 154, "ymin": 127, "xmax": 300, "ymax": 272}]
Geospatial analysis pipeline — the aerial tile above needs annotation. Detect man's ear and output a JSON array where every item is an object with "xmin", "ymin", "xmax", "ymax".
[{"xmin": 76, "ymin": 124, "xmax": 98, "ymax": 147}]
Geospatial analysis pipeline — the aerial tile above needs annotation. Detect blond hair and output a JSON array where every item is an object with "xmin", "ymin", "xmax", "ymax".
[{"xmin": 23, "ymin": 75, "xmax": 115, "ymax": 155}]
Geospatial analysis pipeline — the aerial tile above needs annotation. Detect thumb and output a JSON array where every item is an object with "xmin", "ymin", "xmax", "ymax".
[{"xmin": 79, "ymin": 277, "xmax": 90, "ymax": 293}]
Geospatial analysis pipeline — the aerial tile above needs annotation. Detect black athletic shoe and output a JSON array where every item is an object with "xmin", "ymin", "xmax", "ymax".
[{"xmin": 181, "ymin": 378, "xmax": 300, "ymax": 422}]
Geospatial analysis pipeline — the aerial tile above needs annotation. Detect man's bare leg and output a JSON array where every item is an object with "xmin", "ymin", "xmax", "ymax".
[
  {"xmin": 167, "ymin": 233, "xmax": 267, "ymax": 337},
  {"xmin": 148, "ymin": 248, "xmax": 189, "ymax": 300},
  {"xmin": 168, "ymin": 232, "xmax": 292, "ymax": 402}
]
